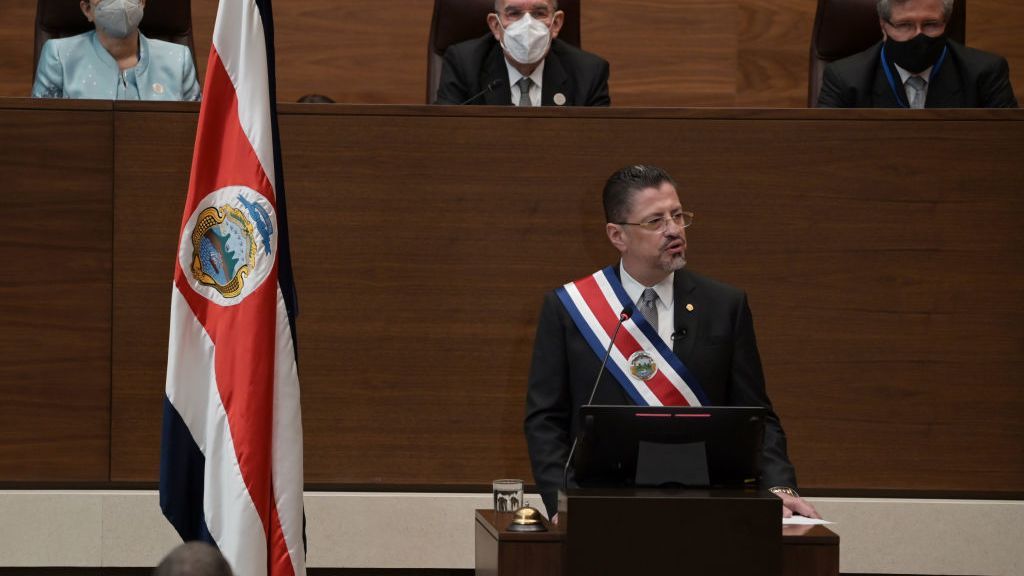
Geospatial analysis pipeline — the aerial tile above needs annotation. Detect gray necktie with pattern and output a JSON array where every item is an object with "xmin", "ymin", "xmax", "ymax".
[
  {"xmin": 639, "ymin": 288, "xmax": 659, "ymax": 333},
  {"xmin": 516, "ymin": 76, "xmax": 533, "ymax": 107},
  {"xmin": 906, "ymin": 75, "xmax": 927, "ymax": 109}
]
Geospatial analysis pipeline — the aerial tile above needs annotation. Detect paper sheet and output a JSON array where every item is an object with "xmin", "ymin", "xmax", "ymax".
[{"xmin": 783, "ymin": 515, "xmax": 832, "ymax": 525}]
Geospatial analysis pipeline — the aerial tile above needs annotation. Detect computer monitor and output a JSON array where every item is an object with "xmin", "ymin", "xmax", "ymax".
[{"xmin": 572, "ymin": 405, "xmax": 766, "ymax": 489}]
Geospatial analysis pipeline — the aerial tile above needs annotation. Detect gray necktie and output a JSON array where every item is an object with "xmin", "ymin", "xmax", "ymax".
[
  {"xmin": 906, "ymin": 75, "xmax": 927, "ymax": 109},
  {"xmin": 516, "ymin": 76, "xmax": 533, "ymax": 107},
  {"xmin": 639, "ymin": 288, "xmax": 659, "ymax": 333}
]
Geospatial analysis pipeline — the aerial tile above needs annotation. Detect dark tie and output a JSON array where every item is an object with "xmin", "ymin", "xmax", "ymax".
[
  {"xmin": 639, "ymin": 288, "xmax": 659, "ymax": 333},
  {"xmin": 516, "ymin": 77, "xmax": 533, "ymax": 107},
  {"xmin": 906, "ymin": 75, "xmax": 927, "ymax": 109}
]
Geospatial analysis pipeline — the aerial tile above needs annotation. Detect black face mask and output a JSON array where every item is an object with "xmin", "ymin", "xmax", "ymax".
[{"xmin": 886, "ymin": 33, "xmax": 947, "ymax": 74}]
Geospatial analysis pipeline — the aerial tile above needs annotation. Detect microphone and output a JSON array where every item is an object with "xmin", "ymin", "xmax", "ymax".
[
  {"xmin": 586, "ymin": 308, "xmax": 633, "ymax": 406},
  {"xmin": 460, "ymin": 78, "xmax": 504, "ymax": 105},
  {"xmin": 563, "ymin": 307, "xmax": 633, "ymax": 495}
]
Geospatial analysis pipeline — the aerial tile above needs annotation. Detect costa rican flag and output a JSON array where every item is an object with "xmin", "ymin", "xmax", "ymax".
[{"xmin": 159, "ymin": 0, "xmax": 305, "ymax": 575}]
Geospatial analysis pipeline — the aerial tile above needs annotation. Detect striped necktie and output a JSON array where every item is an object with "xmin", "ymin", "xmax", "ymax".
[
  {"xmin": 906, "ymin": 75, "xmax": 927, "ymax": 109},
  {"xmin": 639, "ymin": 288, "xmax": 659, "ymax": 333},
  {"xmin": 516, "ymin": 76, "xmax": 533, "ymax": 107}
]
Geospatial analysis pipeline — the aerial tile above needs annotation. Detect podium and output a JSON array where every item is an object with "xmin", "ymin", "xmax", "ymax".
[
  {"xmin": 563, "ymin": 488, "xmax": 780, "ymax": 575},
  {"xmin": 474, "ymin": 489, "xmax": 838, "ymax": 576}
]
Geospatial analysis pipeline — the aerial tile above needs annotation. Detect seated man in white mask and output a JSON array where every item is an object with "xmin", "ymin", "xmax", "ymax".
[
  {"xmin": 434, "ymin": 0, "xmax": 610, "ymax": 106},
  {"xmin": 32, "ymin": 0, "xmax": 201, "ymax": 101}
]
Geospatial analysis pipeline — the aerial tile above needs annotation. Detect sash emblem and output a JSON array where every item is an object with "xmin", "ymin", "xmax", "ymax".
[{"xmin": 628, "ymin": 350, "xmax": 658, "ymax": 381}]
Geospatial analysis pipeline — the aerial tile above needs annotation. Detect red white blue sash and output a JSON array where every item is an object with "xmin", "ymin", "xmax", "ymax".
[{"xmin": 556, "ymin": 266, "xmax": 709, "ymax": 406}]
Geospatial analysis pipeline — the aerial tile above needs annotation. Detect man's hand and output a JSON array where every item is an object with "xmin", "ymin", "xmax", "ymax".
[{"xmin": 771, "ymin": 488, "xmax": 820, "ymax": 519}]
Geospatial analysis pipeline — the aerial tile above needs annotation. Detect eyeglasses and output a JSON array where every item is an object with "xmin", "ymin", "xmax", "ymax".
[
  {"xmin": 884, "ymin": 18, "xmax": 946, "ymax": 37},
  {"xmin": 616, "ymin": 210, "xmax": 693, "ymax": 232},
  {"xmin": 500, "ymin": 6, "xmax": 554, "ymax": 21}
]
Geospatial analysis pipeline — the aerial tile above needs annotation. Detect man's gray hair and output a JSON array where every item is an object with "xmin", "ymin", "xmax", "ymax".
[
  {"xmin": 877, "ymin": 0, "xmax": 954, "ymax": 21},
  {"xmin": 494, "ymin": 0, "xmax": 560, "ymax": 12}
]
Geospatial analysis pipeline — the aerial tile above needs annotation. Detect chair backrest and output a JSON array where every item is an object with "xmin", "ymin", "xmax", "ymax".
[
  {"xmin": 807, "ymin": 0, "xmax": 966, "ymax": 106},
  {"xmin": 426, "ymin": 0, "xmax": 581, "ymax": 103},
  {"xmin": 34, "ymin": 0, "xmax": 197, "ymax": 79}
]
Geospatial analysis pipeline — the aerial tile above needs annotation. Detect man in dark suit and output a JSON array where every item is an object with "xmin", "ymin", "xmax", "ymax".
[
  {"xmin": 525, "ymin": 165, "xmax": 819, "ymax": 521},
  {"xmin": 818, "ymin": 0, "xmax": 1017, "ymax": 108},
  {"xmin": 434, "ymin": 0, "xmax": 609, "ymax": 106}
]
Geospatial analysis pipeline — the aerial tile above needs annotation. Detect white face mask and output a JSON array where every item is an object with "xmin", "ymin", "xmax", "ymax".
[
  {"xmin": 499, "ymin": 14, "xmax": 552, "ymax": 65},
  {"xmin": 93, "ymin": 0, "xmax": 144, "ymax": 39}
]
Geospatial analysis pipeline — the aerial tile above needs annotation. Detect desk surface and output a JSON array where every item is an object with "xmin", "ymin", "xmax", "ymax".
[{"xmin": 476, "ymin": 508, "xmax": 838, "ymax": 541}]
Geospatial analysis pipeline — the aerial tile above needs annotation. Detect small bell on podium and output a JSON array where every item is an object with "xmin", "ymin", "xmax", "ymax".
[{"xmin": 506, "ymin": 506, "xmax": 547, "ymax": 532}]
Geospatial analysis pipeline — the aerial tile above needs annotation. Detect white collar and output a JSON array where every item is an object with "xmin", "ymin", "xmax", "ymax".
[
  {"xmin": 504, "ymin": 58, "xmax": 545, "ymax": 91},
  {"xmin": 895, "ymin": 62, "xmax": 933, "ymax": 84},
  {"xmin": 619, "ymin": 262, "xmax": 674, "ymax": 310}
]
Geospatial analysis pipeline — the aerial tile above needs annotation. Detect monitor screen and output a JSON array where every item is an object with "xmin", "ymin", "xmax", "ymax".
[{"xmin": 572, "ymin": 405, "xmax": 766, "ymax": 489}]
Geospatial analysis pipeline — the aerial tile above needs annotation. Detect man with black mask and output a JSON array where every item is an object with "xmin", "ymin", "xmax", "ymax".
[{"xmin": 817, "ymin": 0, "xmax": 1017, "ymax": 108}]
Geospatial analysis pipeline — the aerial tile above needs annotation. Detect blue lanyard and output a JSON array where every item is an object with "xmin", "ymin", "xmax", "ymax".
[{"xmin": 880, "ymin": 43, "xmax": 948, "ymax": 108}]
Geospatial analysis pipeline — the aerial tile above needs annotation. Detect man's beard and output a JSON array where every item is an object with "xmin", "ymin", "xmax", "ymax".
[{"xmin": 660, "ymin": 252, "xmax": 686, "ymax": 272}]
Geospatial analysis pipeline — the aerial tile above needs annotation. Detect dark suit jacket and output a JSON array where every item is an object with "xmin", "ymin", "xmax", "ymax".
[
  {"xmin": 818, "ymin": 40, "xmax": 1018, "ymax": 108},
  {"xmin": 524, "ymin": 268, "xmax": 796, "ymax": 517},
  {"xmin": 434, "ymin": 34, "xmax": 610, "ymax": 106}
]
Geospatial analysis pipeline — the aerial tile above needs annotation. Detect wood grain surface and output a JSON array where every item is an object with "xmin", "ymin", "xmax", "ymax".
[
  {"xmin": 104, "ymin": 104, "xmax": 1024, "ymax": 491},
  {"xmin": 1, "ymin": 1, "xmax": 1021, "ymax": 107},
  {"xmin": 109, "ymin": 103, "xmax": 196, "ymax": 479},
  {"xmin": 1, "ymin": 102, "xmax": 1022, "ymax": 491},
  {"xmin": 0, "ymin": 100, "xmax": 113, "ymax": 481}
]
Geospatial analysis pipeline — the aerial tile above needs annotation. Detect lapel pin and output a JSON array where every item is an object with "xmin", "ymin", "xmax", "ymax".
[
  {"xmin": 152, "ymin": 83, "xmax": 165, "ymax": 95},
  {"xmin": 685, "ymin": 303, "xmax": 694, "ymax": 312},
  {"xmin": 553, "ymin": 93, "xmax": 567, "ymax": 106}
]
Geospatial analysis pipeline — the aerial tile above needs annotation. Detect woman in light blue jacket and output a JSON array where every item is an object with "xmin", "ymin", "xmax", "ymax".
[{"xmin": 32, "ymin": 0, "xmax": 200, "ymax": 101}]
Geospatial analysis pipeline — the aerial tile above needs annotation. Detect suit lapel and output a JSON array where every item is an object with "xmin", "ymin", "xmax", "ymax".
[
  {"xmin": 671, "ymin": 271, "xmax": 698, "ymax": 365},
  {"xmin": 482, "ymin": 44, "xmax": 512, "ymax": 105},
  {"xmin": 541, "ymin": 47, "xmax": 570, "ymax": 106},
  {"xmin": 925, "ymin": 50, "xmax": 964, "ymax": 107},
  {"xmin": 872, "ymin": 62, "xmax": 903, "ymax": 108}
]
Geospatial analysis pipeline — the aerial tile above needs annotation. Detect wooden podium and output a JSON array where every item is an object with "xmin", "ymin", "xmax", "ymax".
[
  {"xmin": 475, "ymin": 490, "xmax": 838, "ymax": 576},
  {"xmin": 561, "ymin": 488, "xmax": 781, "ymax": 575}
]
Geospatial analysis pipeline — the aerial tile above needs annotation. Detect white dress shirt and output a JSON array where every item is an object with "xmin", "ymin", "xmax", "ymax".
[
  {"xmin": 620, "ymin": 263, "xmax": 675, "ymax": 345},
  {"xmin": 505, "ymin": 59, "xmax": 545, "ymax": 106},
  {"xmin": 895, "ymin": 62, "xmax": 933, "ymax": 108}
]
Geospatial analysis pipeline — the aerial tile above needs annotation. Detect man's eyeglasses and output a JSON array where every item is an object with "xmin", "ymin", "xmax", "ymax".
[
  {"xmin": 616, "ymin": 210, "xmax": 694, "ymax": 232},
  {"xmin": 884, "ymin": 19, "xmax": 946, "ymax": 36},
  {"xmin": 500, "ymin": 7, "xmax": 554, "ymax": 21}
]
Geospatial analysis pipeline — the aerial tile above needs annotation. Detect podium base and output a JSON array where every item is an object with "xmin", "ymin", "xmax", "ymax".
[{"xmin": 561, "ymin": 488, "xmax": 782, "ymax": 576}]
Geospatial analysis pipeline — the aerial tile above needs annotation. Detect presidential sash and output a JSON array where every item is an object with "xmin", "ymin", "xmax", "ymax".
[{"xmin": 556, "ymin": 266, "xmax": 709, "ymax": 406}]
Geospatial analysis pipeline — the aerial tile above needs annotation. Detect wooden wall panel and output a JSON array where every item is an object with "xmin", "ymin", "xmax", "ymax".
[
  {"xmin": 96, "ymin": 104, "xmax": 1024, "ymax": 492},
  {"xmin": 736, "ymin": 0, "xmax": 815, "ymax": 107},
  {"xmin": 109, "ymin": 104, "xmax": 195, "ymax": 480},
  {"xmin": 969, "ymin": 0, "xmax": 1024, "ymax": 111},
  {"xmin": 0, "ymin": 101, "xmax": 113, "ymax": 481},
  {"xmin": 586, "ymin": 0, "xmax": 738, "ymax": 106},
  {"xmin": 2, "ymin": 1, "xmax": 1021, "ymax": 107}
]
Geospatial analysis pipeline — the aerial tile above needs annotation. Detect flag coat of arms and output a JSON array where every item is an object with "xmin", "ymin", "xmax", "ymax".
[{"xmin": 159, "ymin": 1, "xmax": 304, "ymax": 575}]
